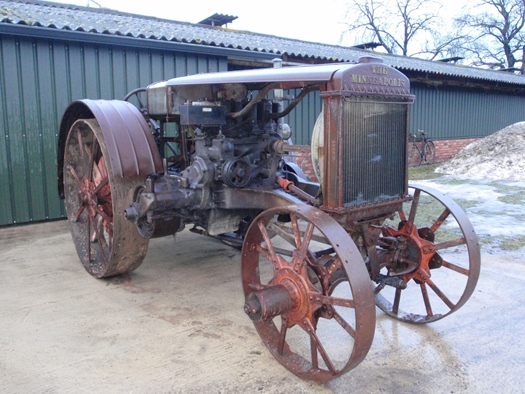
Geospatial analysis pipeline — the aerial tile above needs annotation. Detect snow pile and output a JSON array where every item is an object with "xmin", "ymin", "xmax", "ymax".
[{"xmin": 436, "ymin": 122, "xmax": 525, "ymax": 181}]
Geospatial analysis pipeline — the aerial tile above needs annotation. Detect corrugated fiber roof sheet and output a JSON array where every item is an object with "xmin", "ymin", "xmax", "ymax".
[{"xmin": 2, "ymin": 0, "xmax": 525, "ymax": 85}]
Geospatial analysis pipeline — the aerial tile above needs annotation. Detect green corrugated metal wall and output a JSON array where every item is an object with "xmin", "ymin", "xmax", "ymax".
[
  {"xmin": 286, "ymin": 89, "xmax": 322, "ymax": 145},
  {"xmin": 2, "ymin": 34, "xmax": 525, "ymax": 226},
  {"xmin": 410, "ymin": 83, "xmax": 525, "ymax": 139},
  {"xmin": 0, "ymin": 34, "xmax": 227, "ymax": 226},
  {"xmin": 287, "ymin": 83, "xmax": 525, "ymax": 145}
]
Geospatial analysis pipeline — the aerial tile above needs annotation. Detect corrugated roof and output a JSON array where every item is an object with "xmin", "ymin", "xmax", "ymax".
[{"xmin": 2, "ymin": 0, "xmax": 525, "ymax": 86}]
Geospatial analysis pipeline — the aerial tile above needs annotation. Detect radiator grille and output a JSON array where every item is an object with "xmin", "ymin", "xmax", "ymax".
[{"xmin": 342, "ymin": 99, "xmax": 407, "ymax": 206}]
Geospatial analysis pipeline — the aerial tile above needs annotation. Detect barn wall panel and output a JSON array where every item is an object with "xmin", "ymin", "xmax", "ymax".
[{"xmin": 0, "ymin": 35, "xmax": 227, "ymax": 225}]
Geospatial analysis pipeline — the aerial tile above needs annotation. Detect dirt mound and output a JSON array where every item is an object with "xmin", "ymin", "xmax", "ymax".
[{"xmin": 436, "ymin": 122, "xmax": 525, "ymax": 181}]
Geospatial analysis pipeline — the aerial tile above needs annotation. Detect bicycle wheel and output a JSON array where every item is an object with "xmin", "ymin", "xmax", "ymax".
[
  {"xmin": 409, "ymin": 144, "xmax": 421, "ymax": 166},
  {"xmin": 422, "ymin": 141, "xmax": 436, "ymax": 165}
]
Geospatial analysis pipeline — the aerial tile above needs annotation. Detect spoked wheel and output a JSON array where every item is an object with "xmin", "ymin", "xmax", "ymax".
[
  {"xmin": 375, "ymin": 184, "xmax": 480, "ymax": 323},
  {"xmin": 124, "ymin": 88, "xmax": 147, "ymax": 113},
  {"xmin": 422, "ymin": 141, "xmax": 436, "ymax": 165},
  {"xmin": 63, "ymin": 118, "xmax": 149, "ymax": 278},
  {"xmin": 242, "ymin": 205, "xmax": 375, "ymax": 382},
  {"xmin": 409, "ymin": 144, "xmax": 420, "ymax": 167}
]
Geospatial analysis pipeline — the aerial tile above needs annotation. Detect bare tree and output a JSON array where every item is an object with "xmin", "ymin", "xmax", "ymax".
[
  {"xmin": 456, "ymin": 0, "xmax": 525, "ymax": 73},
  {"xmin": 341, "ymin": 0, "xmax": 460, "ymax": 59}
]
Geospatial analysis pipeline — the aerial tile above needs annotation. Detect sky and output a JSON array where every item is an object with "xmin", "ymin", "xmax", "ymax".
[{"xmin": 42, "ymin": 0, "xmax": 467, "ymax": 46}]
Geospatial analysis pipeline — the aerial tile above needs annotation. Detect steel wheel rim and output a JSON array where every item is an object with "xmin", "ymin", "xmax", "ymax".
[
  {"xmin": 375, "ymin": 184, "xmax": 480, "ymax": 323},
  {"xmin": 242, "ymin": 205, "xmax": 375, "ymax": 382},
  {"xmin": 63, "ymin": 119, "xmax": 148, "ymax": 278}
]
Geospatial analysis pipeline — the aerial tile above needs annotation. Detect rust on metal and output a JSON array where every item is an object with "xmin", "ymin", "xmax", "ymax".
[
  {"xmin": 58, "ymin": 57, "xmax": 480, "ymax": 382},
  {"xmin": 241, "ymin": 205, "xmax": 375, "ymax": 382},
  {"xmin": 374, "ymin": 184, "xmax": 480, "ymax": 323},
  {"xmin": 57, "ymin": 99, "xmax": 163, "ymax": 198}
]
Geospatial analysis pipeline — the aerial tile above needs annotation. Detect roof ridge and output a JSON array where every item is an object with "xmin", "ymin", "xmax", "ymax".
[
  {"xmin": 1, "ymin": 0, "xmax": 356, "ymax": 47},
  {"xmin": 1, "ymin": 0, "xmax": 525, "ymax": 85}
]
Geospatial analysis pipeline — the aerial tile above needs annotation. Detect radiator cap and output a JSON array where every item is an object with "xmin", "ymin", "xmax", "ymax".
[{"xmin": 358, "ymin": 56, "xmax": 383, "ymax": 64}]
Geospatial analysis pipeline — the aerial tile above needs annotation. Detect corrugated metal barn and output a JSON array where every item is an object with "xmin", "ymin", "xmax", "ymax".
[{"xmin": 1, "ymin": 0, "xmax": 525, "ymax": 226}]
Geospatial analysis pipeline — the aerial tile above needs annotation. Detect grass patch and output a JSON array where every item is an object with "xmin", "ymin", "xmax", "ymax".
[
  {"xmin": 438, "ymin": 177, "xmax": 471, "ymax": 185},
  {"xmin": 498, "ymin": 194, "xmax": 524, "ymax": 205},
  {"xmin": 451, "ymin": 198, "xmax": 479, "ymax": 211},
  {"xmin": 408, "ymin": 164, "xmax": 442, "ymax": 180},
  {"xmin": 499, "ymin": 236, "xmax": 525, "ymax": 251}
]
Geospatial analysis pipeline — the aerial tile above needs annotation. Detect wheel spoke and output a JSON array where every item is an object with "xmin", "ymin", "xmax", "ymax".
[
  {"xmin": 68, "ymin": 166, "xmax": 85, "ymax": 190},
  {"xmin": 268, "ymin": 221, "xmax": 297, "ymax": 247},
  {"xmin": 89, "ymin": 137, "xmax": 99, "ymax": 183},
  {"xmin": 290, "ymin": 213, "xmax": 302, "ymax": 249},
  {"xmin": 303, "ymin": 319, "xmax": 336, "ymax": 376},
  {"xmin": 408, "ymin": 189, "xmax": 420, "ymax": 223},
  {"xmin": 256, "ymin": 243, "xmax": 274, "ymax": 261},
  {"xmin": 93, "ymin": 205, "xmax": 113, "ymax": 229},
  {"xmin": 273, "ymin": 221, "xmax": 330, "ymax": 245},
  {"xmin": 91, "ymin": 213, "xmax": 109, "ymax": 268},
  {"xmin": 93, "ymin": 176, "xmax": 109, "ymax": 194},
  {"xmin": 435, "ymin": 237, "xmax": 466, "ymax": 250},
  {"xmin": 310, "ymin": 335, "xmax": 319, "ymax": 371},
  {"xmin": 87, "ymin": 214, "xmax": 92, "ymax": 263},
  {"xmin": 292, "ymin": 222, "xmax": 314, "ymax": 271},
  {"xmin": 310, "ymin": 293, "xmax": 355, "ymax": 309},
  {"xmin": 77, "ymin": 129, "xmax": 87, "ymax": 173},
  {"xmin": 442, "ymin": 260, "xmax": 469, "ymax": 276},
  {"xmin": 430, "ymin": 208, "xmax": 451, "ymax": 233},
  {"xmin": 420, "ymin": 282, "xmax": 434, "ymax": 317},
  {"xmin": 257, "ymin": 220, "xmax": 282, "ymax": 269},
  {"xmin": 93, "ymin": 205, "xmax": 113, "ymax": 242},
  {"xmin": 73, "ymin": 205, "xmax": 85, "ymax": 222},
  {"xmin": 427, "ymin": 278, "xmax": 455, "ymax": 310},
  {"xmin": 277, "ymin": 317, "xmax": 288, "ymax": 355},
  {"xmin": 332, "ymin": 310, "xmax": 356, "ymax": 339},
  {"xmin": 399, "ymin": 210, "xmax": 407, "ymax": 222}
]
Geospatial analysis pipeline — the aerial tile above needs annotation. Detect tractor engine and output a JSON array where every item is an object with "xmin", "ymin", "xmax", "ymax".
[{"xmin": 124, "ymin": 85, "xmax": 292, "ymax": 239}]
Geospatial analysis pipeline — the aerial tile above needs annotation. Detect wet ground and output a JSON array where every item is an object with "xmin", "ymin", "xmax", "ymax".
[{"xmin": 1, "ymin": 177, "xmax": 524, "ymax": 393}]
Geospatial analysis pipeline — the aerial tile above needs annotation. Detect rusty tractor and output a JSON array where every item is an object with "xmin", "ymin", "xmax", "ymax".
[{"xmin": 57, "ymin": 57, "xmax": 480, "ymax": 382}]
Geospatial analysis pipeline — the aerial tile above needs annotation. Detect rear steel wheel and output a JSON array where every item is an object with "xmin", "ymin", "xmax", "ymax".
[
  {"xmin": 63, "ymin": 119, "xmax": 149, "ymax": 278},
  {"xmin": 376, "ymin": 184, "xmax": 480, "ymax": 323},
  {"xmin": 242, "ymin": 205, "xmax": 375, "ymax": 382}
]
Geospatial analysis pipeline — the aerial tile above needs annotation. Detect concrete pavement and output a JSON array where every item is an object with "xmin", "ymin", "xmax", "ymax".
[{"xmin": 0, "ymin": 220, "xmax": 523, "ymax": 393}]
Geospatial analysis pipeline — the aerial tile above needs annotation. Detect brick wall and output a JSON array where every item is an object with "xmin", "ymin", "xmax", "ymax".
[
  {"xmin": 285, "ymin": 151, "xmax": 318, "ymax": 182},
  {"xmin": 432, "ymin": 138, "xmax": 480, "ymax": 162}
]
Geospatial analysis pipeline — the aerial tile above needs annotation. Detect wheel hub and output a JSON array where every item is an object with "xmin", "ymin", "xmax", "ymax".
[
  {"xmin": 244, "ymin": 267, "xmax": 318, "ymax": 324},
  {"xmin": 381, "ymin": 221, "xmax": 437, "ymax": 283}
]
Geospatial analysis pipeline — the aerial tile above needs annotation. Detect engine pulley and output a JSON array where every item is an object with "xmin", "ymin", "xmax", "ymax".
[{"xmin": 222, "ymin": 157, "xmax": 252, "ymax": 188}]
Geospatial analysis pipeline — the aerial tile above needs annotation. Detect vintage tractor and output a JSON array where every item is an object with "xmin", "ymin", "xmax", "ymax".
[{"xmin": 57, "ymin": 57, "xmax": 480, "ymax": 382}]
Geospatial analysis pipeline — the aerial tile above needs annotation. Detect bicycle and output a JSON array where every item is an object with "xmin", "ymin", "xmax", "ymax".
[{"xmin": 409, "ymin": 129, "xmax": 436, "ymax": 166}]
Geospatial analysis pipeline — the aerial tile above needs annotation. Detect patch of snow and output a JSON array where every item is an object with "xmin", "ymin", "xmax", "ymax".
[
  {"xmin": 415, "ymin": 178, "xmax": 525, "ymax": 241},
  {"xmin": 436, "ymin": 122, "xmax": 525, "ymax": 181}
]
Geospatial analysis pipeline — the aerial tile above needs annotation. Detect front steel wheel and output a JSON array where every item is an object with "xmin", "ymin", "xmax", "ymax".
[
  {"xmin": 63, "ymin": 119, "xmax": 149, "ymax": 278},
  {"xmin": 376, "ymin": 184, "xmax": 480, "ymax": 323},
  {"xmin": 242, "ymin": 205, "xmax": 375, "ymax": 382}
]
